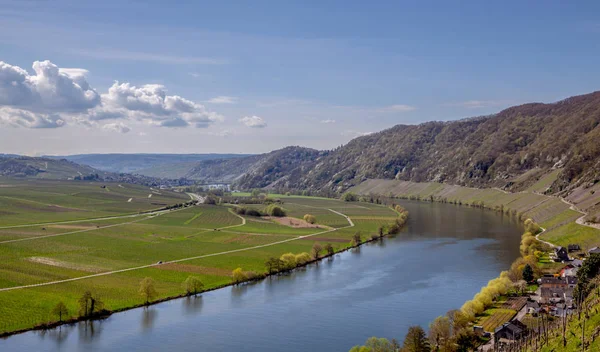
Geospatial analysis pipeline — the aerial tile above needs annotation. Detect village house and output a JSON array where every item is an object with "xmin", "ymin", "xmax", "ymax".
[
  {"xmin": 567, "ymin": 244, "xmax": 580, "ymax": 252},
  {"xmin": 526, "ymin": 300, "xmax": 541, "ymax": 315},
  {"xmin": 494, "ymin": 320, "xmax": 528, "ymax": 341},
  {"xmin": 560, "ymin": 264, "xmax": 579, "ymax": 278},
  {"xmin": 588, "ymin": 247, "xmax": 600, "ymax": 255},
  {"xmin": 565, "ymin": 276, "xmax": 578, "ymax": 288},
  {"xmin": 539, "ymin": 275, "xmax": 566, "ymax": 288},
  {"xmin": 553, "ymin": 246, "xmax": 569, "ymax": 261}
]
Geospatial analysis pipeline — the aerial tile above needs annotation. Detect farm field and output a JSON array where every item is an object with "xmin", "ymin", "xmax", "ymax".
[
  {"xmin": 0, "ymin": 181, "xmax": 401, "ymax": 335},
  {"xmin": 476, "ymin": 297, "xmax": 525, "ymax": 332}
]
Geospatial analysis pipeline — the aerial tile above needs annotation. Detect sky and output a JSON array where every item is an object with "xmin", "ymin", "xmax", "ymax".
[{"xmin": 1, "ymin": 0, "xmax": 600, "ymax": 156}]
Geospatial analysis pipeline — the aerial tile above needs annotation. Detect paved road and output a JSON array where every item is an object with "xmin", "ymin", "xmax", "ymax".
[
  {"xmin": 0, "ymin": 208, "xmax": 353, "ymax": 292},
  {"xmin": 187, "ymin": 192, "xmax": 206, "ymax": 204}
]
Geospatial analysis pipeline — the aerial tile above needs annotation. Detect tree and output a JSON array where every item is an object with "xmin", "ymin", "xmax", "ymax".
[
  {"xmin": 311, "ymin": 243, "xmax": 323, "ymax": 260},
  {"xmin": 204, "ymin": 195, "xmax": 217, "ymax": 205},
  {"xmin": 349, "ymin": 337, "xmax": 396, "ymax": 352},
  {"xmin": 351, "ymin": 232, "xmax": 362, "ymax": 246},
  {"xmin": 183, "ymin": 276, "xmax": 204, "ymax": 296},
  {"xmin": 303, "ymin": 214, "xmax": 316, "ymax": 224},
  {"xmin": 428, "ymin": 316, "xmax": 452, "ymax": 351},
  {"xmin": 342, "ymin": 192, "xmax": 358, "ymax": 202},
  {"xmin": 265, "ymin": 204, "xmax": 286, "ymax": 217},
  {"xmin": 251, "ymin": 188, "xmax": 261, "ymax": 197},
  {"xmin": 139, "ymin": 277, "xmax": 157, "ymax": 305},
  {"xmin": 454, "ymin": 330, "xmax": 476, "ymax": 352},
  {"xmin": 295, "ymin": 252, "xmax": 312, "ymax": 265},
  {"xmin": 522, "ymin": 264, "xmax": 534, "ymax": 282},
  {"xmin": 402, "ymin": 326, "xmax": 430, "ymax": 352},
  {"xmin": 377, "ymin": 226, "xmax": 384, "ymax": 237},
  {"xmin": 265, "ymin": 257, "xmax": 284, "ymax": 274},
  {"xmin": 232, "ymin": 267, "xmax": 247, "ymax": 284},
  {"xmin": 52, "ymin": 301, "xmax": 69, "ymax": 323},
  {"xmin": 324, "ymin": 243, "xmax": 335, "ymax": 256},
  {"xmin": 78, "ymin": 291, "xmax": 104, "ymax": 317},
  {"xmin": 280, "ymin": 253, "xmax": 297, "ymax": 269}
]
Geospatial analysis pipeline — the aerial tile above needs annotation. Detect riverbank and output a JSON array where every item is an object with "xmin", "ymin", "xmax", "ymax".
[
  {"xmin": 353, "ymin": 179, "xmax": 600, "ymax": 251},
  {"xmin": 351, "ymin": 179, "xmax": 600, "ymax": 350}
]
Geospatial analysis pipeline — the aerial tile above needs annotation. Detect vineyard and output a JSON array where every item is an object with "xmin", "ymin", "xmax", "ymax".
[{"xmin": 0, "ymin": 182, "xmax": 401, "ymax": 335}]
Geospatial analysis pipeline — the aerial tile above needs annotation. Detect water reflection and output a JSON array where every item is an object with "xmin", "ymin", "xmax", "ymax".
[
  {"xmin": 141, "ymin": 308, "xmax": 158, "ymax": 331},
  {"xmin": 182, "ymin": 296, "xmax": 204, "ymax": 316},
  {"xmin": 77, "ymin": 320, "xmax": 103, "ymax": 343}
]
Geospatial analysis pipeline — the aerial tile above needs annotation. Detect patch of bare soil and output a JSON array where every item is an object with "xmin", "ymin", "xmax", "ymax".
[
  {"xmin": 155, "ymin": 263, "xmax": 231, "ymax": 276},
  {"xmin": 266, "ymin": 216, "xmax": 321, "ymax": 228},
  {"xmin": 27, "ymin": 257, "xmax": 106, "ymax": 273}
]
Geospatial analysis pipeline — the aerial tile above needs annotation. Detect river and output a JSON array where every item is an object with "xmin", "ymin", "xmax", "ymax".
[{"xmin": 0, "ymin": 200, "xmax": 522, "ymax": 352}]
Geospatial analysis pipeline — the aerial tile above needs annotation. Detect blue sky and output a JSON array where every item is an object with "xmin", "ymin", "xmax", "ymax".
[{"xmin": 1, "ymin": 0, "xmax": 600, "ymax": 155}]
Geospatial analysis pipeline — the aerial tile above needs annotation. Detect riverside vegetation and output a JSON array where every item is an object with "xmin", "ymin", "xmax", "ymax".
[
  {"xmin": 347, "ymin": 180, "xmax": 600, "ymax": 351},
  {"xmin": 0, "ymin": 179, "xmax": 408, "ymax": 335}
]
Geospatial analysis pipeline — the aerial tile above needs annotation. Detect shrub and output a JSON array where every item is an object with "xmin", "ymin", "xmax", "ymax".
[
  {"xmin": 324, "ymin": 243, "xmax": 334, "ymax": 256},
  {"xmin": 303, "ymin": 214, "xmax": 316, "ymax": 224},
  {"xmin": 232, "ymin": 268, "xmax": 247, "ymax": 284},
  {"xmin": 341, "ymin": 192, "xmax": 358, "ymax": 202},
  {"xmin": 265, "ymin": 204, "xmax": 286, "ymax": 217},
  {"xmin": 280, "ymin": 253, "xmax": 297, "ymax": 269},
  {"xmin": 245, "ymin": 208, "xmax": 263, "ymax": 217},
  {"xmin": 295, "ymin": 252, "xmax": 312, "ymax": 265}
]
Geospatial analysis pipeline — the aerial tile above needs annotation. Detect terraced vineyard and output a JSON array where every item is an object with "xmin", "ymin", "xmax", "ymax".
[{"xmin": 0, "ymin": 182, "xmax": 402, "ymax": 335}]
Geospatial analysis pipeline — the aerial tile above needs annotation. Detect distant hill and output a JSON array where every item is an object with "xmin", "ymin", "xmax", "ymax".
[
  {"xmin": 0, "ymin": 155, "xmax": 106, "ymax": 179},
  {"xmin": 217, "ymin": 91, "xmax": 600, "ymax": 195},
  {"xmin": 46, "ymin": 153, "xmax": 253, "ymax": 174}
]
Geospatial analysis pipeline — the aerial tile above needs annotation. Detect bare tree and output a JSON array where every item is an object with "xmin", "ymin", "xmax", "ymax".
[
  {"xmin": 139, "ymin": 277, "xmax": 157, "ymax": 305},
  {"xmin": 52, "ymin": 302, "xmax": 69, "ymax": 323},
  {"xmin": 311, "ymin": 243, "xmax": 323, "ymax": 260}
]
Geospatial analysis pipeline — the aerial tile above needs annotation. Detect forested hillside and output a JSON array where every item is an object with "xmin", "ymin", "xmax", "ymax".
[{"xmin": 232, "ymin": 91, "xmax": 600, "ymax": 195}]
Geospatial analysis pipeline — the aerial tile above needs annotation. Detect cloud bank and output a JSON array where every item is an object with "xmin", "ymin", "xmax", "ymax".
[{"xmin": 0, "ymin": 60, "xmax": 224, "ymax": 131}]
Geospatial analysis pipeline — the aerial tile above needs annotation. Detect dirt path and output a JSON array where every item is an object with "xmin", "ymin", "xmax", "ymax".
[
  {"xmin": 559, "ymin": 197, "xmax": 600, "ymax": 230},
  {"xmin": 0, "ymin": 208, "xmax": 353, "ymax": 292}
]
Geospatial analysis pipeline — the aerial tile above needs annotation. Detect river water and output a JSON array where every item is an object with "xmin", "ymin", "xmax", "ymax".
[{"xmin": 0, "ymin": 200, "xmax": 522, "ymax": 352}]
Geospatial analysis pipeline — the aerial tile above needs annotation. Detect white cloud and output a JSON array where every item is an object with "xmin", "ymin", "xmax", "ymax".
[
  {"xmin": 240, "ymin": 115, "xmax": 267, "ymax": 128},
  {"xmin": 102, "ymin": 122, "xmax": 131, "ymax": 134},
  {"xmin": 207, "ymin": 96, "xmax": 237, "ymax": 104},
  {"xmin": 0, "ymin": 60, "xmax": 100, "ymax": 114},
  {"xmin": 93, "ymin": 82, "xmax": 224, "ymax": 128},
  {"xmin": 58, "ymin": 68, "xmax": 89, "ymax": 78},
  {"xmin": 320, "ymin": 119, "xmax": 335, "ymax": 124},
  {"xmin": 378, "ymin": 104, "xmax": 416, "ymax": 112},
  {"xmin": 0, "ymin": 60, "xmax": 225, "ymax": 130}
]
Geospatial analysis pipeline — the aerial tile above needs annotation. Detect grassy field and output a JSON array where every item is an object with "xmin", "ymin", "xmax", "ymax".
[{"xmin": 0, "ymin": 180, "xmax": 400, "ymax": 335}]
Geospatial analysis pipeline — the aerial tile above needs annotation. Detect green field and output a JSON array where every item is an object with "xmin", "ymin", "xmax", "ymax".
[{"xmin": 0, "ymin": 179, "xmax": 400, "ymax": 334}]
